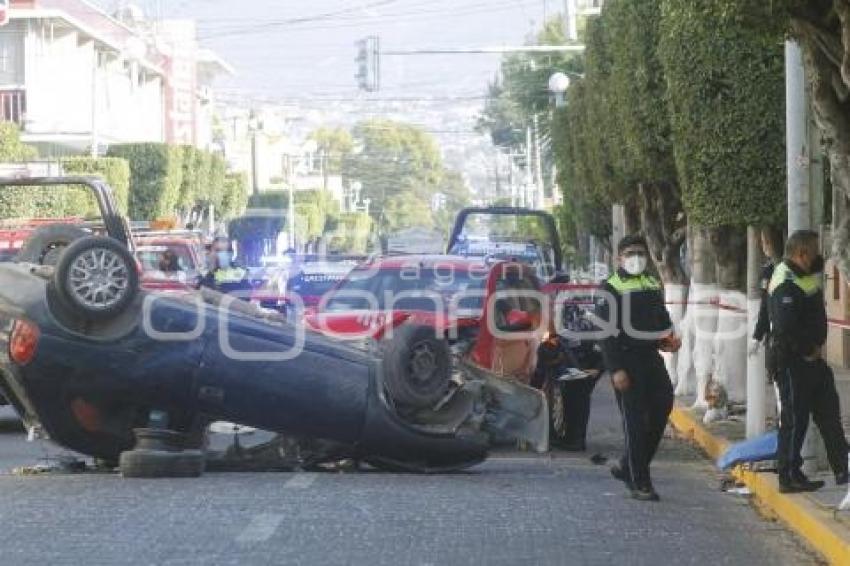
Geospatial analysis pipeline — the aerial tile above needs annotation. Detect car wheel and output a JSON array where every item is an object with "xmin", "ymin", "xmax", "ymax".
[
  {"xmin": 545, "ymin": 380, "xmax": 568, "ymax": 446},
  {"xmin": 16, "ymin": 224, "xmax": 88, "ymax": 266},
  {"xmin": 119, "ymin": 429, "xmax": 205, "ymax": 479},
  {"xmin": 53, "ymin": 236, "xmax": 139, "ymax": 321},
  {"xmin": 383, "ymin": 324, "xmax": 451, "ymax": 409}
]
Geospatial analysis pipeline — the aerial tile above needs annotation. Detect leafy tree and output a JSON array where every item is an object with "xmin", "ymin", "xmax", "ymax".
[
  {"xmin": 658, "ymin": 0, "xmax": 786, "ymax": 290},
  {"xmin": 343, "ymin": 119, "xmax": 444, "ymax": 229},
  {"xmin": 309, "ymin": 127, "xmax": 353, "ymax": 174},
  {"xmin": 62, "ymin": 156, "xmax": 131, "ymax": 214},
  {"xmin": 382, "ymin": 191, "xmax": 434, "ymax": 233},
  {"xmin": 0, "ymin": 123, "xmax": 36, "ymax": 161},
  {"xmin": 433, "ymin": 169, "xmax": 471, "ymax": 235},
  {"xmin": 108, "ymin": 143, "xmax": 184, "ymax": 221}
]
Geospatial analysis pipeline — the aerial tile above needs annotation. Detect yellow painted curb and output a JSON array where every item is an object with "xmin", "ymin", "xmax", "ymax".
[{"xmin": 669, "ymin": 406, "xmax": 850, "ymax": 566}]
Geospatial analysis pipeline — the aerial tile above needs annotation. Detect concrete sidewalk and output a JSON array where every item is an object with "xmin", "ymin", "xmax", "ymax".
[{"xmin": 669, "ymin": 403, "xmax": 850, "ymax": 565}]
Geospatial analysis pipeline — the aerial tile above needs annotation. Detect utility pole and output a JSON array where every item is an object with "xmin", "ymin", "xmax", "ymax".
[
  {"xmin": 746, "ymin": 226, "xmax": 766, "ymax": 438},
  {"xmin": 564, "ymin": 0, "xmax": 578, "ymax": 42},
  {"xmin": 786, "ymin": 39, "xmax": 821, "ymax": 474},
  {"xmin": 787, "ymin": 41, "xmax": 810, "ymax": 232},
  {"xmin": 91, "ymin": 49, "xmax": 99, "ymax": 157},
  {"xmin": 526, "ymin": 126, "xmax": 534, "ymax": 208},
  {"xmin": 533, "ymin": 115, "xmax": 544, "ymax": 209},
  {"xmin": 286, "ymin": 154, "xmax": 296, "ymax": 251},
  {"xmin": 249, "ymin": 110, "xmax": 260, "ymax": 196}
]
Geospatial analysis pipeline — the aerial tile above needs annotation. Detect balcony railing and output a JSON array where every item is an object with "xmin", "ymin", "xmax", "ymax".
[{"xmin": 0, "ymin": 90, "xmax": 26, "ymax": 126}]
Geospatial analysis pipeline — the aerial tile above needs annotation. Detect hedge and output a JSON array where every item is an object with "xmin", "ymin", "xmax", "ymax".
[
  {"xmin": 221, "ymin": 172, "xmax": 249, "ymax": 219},
  {"xmin": 62, "ymin": 156, "xmax": 130, "ymax": 214},
  {"xmin": 658, "ymin": 0, "xmax": 786, "ymax": 226},
  {"xmin": 328, "ymin": 212, "xmax": 372, "ymax": 253},
  {"xmin": 178, "ymin": 146, "xmax": 209, "ymax": 212},
  {"xmin": 107, "ymin": 143, "xmax": 184, "ymax": 220}
]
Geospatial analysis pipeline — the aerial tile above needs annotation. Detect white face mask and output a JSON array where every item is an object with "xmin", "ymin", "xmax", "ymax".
[{"xmin": 623, "ymin": 255, "xmax": 647, "ymax": 276}]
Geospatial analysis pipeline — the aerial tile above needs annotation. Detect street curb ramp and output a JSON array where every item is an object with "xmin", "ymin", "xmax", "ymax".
[{"xmin": 669, "ymin": 406, "xmax": 850, "ymax": 566}]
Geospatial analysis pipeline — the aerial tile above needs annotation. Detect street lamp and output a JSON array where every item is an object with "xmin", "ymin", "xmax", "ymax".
[{"xmin": 548, "ymin": 72, "xmax": 571, "ymax": 108}]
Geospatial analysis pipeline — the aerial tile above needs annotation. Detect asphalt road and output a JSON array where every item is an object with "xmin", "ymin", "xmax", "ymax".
[{"xmin": 0, "ymin": 386, "xmax": 819, "ymax": 566}]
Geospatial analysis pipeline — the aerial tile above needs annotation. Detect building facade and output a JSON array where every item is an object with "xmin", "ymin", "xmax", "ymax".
[{"xmin": 0, "ymin": 0, "xmax": 230, "ymax": 155}]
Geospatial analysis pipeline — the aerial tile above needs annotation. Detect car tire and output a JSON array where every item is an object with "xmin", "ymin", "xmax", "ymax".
[
  {"xmin": 545, "ymin": 379, "xmax": 568, "ymax": 446},
  {"xmin": 53, "ymin": 236, "xmax": 139, "ymax": 321},
  {"xmin": 16, "ymin": 223, "xmax": 88, "ymax": 266},
  {"xmin": 382, "ymin": 324, "xmax": 451, "ymax": 409},
  {"xmin": 119, "ymin": 449, "xmax": 205, "ymax": 478},
  {"xmin": 119, "ymin": 429, "xmax": 205, "ymax": 479}
]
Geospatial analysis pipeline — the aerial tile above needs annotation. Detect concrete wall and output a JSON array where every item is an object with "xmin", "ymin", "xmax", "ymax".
[{"xmin": 19, "ymin": 19, "xmax": 163, "ymax": 146}]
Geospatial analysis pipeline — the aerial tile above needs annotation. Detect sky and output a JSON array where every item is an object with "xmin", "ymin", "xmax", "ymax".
[{"xmin": 98, "ymin": 0, "xmax": 556, "ymax": 104}]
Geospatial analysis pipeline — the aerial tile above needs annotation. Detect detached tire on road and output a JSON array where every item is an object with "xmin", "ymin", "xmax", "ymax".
[
  {"xmin": 119, "ymin": 449, "xmax": 205, "ymax": 478},
  {"xmin": 16, "ymin": 223, "xmax": 88, "ymax": 266},
  {"xmin": 53, "ymin": 236, "xmax": 139, "ymax": 321},
  {"xmin": 119, "ymin": 429, "xmax": 205, "ymax": 479},
  {"xmin": 383, "ymin": 324, "xmax": 451, "ymax": 409}
]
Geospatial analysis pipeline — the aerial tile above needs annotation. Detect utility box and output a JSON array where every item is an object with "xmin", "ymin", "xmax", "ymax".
[{"xmin": 824, "ymin": 259, "xmax": 850, "ymax": 369}]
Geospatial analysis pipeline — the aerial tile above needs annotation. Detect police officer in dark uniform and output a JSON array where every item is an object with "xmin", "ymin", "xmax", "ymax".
[
  {"xmin": 768, "ymin": 230, "xmax": 849, "ymax": 492},
  {"xmin": 597, "ymin": 235, "xmax": 680, "ymax": 501},
  {"xmin": 750, "ymin": 228, "xmax": 783, "ymax": 381}
]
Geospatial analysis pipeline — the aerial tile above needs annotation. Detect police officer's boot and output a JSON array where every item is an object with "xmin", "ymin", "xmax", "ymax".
[{"xmin": 779, "ymin": 471, "xmax": 825, "ymax": 493}]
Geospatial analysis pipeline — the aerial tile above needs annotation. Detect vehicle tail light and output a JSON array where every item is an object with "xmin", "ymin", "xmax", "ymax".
[{"xmin": 10, "ymin": 319, "xmax": 39, "ymax": 365}]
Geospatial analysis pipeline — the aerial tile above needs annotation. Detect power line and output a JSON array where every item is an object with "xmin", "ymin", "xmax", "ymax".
[
  {"xmin": 198, "ymin": 0, "xmax": 525, "ymax": 38},
  {"xmin": 196, "ymin": 0, "xmax": 401, "ymax": 40}
]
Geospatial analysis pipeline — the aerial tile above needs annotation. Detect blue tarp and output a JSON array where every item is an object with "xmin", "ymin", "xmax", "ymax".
[{"xmin": 716, "ymin": 430, "xmax": 778, "ymax": 471}]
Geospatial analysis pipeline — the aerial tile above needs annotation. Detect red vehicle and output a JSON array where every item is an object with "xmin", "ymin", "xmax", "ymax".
[
  {"xmin": 135, "ymin": 234, "xmax": 207, "ymax": 292},
  {"xmin": 305, "ymin": 254, "xmax": 582, "ymax": 443}
]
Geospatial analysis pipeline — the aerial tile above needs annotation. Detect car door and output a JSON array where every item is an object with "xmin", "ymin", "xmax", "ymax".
[{"xmin": 471, "ymin": 264, "xmax": 543, "ymax": 384}]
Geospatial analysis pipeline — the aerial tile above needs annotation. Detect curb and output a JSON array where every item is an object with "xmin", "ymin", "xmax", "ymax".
[{"xmin": 669, "ymin": 406, "xmax": 850, "ymax": 566}]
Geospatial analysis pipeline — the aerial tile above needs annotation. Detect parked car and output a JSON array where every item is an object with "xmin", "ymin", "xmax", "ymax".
[
  {"xmin": 447, "ymin": 206, "xmax": 570, "ymax": 288},
  {"xmin": 249, "ymin": 254, "xmax": 363, "ymax": 316},
  {"xmin": 135, "ymin": 234, "xmax": 207, "ymax": 292}
]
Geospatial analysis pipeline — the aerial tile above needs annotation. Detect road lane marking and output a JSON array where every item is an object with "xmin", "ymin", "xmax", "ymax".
[
  {"xmin": 235, "ymin": 513, "xmax": 284, "ymax": 544},
  {"xmin": 284, "ymin": 473, "xmax": 317, "ymax": 489}
]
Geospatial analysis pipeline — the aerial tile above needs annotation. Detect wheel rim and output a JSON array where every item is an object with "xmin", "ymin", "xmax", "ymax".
[
  {"xmin": 67, "ymin": 247, "xmax": 130, "ymax": 310},
  {"xmin": 41, "ymin": 243, "xmax": 67, "ymax": 266},
  {"xmin": 409, "ymin": 341, "xmax": 438, "ymax": 387},
  {"xmin": 550, "ymin": 384, "xmax": 566, "ymax": 435}
]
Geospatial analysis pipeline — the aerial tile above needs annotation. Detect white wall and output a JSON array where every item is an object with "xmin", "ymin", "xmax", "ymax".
[{"xmin": 22, "ymin": 19, "xmax": 163, "ymax": 145}]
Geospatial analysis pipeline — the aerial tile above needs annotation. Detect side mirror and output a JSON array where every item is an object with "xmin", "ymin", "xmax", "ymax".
[{"xmin": 501, "ymin": 309, "xmax": 534, "ymax": 332}]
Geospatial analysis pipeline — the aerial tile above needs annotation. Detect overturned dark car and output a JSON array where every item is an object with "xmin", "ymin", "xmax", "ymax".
[{"xmin": 0, "ymin": 178, "xmax": 548, "ymax": 477}]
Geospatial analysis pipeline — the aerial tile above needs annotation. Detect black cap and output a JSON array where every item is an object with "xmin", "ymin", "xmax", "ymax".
[{"xmin": 617, "ymin": 234, "xmax": 648, "ymax": 254}]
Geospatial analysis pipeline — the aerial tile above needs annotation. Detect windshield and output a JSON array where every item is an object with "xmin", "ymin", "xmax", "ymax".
[
  {"xmin": 449, "ymin": 212, "xmax": 558, "ymax": 279},
  {"xmin": 323, "ymin": 267, "xmax": 486, "ymax": 312},
  {"xmin": 137, "ymin": 245, "xmax": 197, "ymax": 273}
]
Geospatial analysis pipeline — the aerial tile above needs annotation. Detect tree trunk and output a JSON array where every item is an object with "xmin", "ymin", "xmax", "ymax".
[
  {"xmin": 794, "ymin": 18, "xmax": 850, "ymax": 276},
  {"xmin": 637, "ymin": 181, "xmax": 688, "ymax": 385},
  {"xmin": 637, "ymin": 181, "xmax": 688, "ymax": 285},
  {"xmin": 676, "ymin": 225, "xmax": 717, "ymax": 406},
  {"xmin": 709, "ymin": 226, "xmax": 748, "ymax": 403},
  {"xmin": 624, "ymin": 197, "xmax": 642, "ymax": 235}
]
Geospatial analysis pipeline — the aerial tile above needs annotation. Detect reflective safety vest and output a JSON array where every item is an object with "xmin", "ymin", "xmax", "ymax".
[
  {"xmin": 768, "ymin": 262, "xmax": 821, "ymax": 297},
  {"xmin": 214, "ymin": 267, "xmax": 247, "ymax": 284},
  {"xmin": 606, "ymin": 272, "xmax": 662, "ymax": 294}
]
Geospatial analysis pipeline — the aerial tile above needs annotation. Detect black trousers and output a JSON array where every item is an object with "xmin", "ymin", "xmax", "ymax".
[
  {"xmin": 776, "ymin": 357, "xmax": 849, "ymax": 480},
  {"xmin": 561, "ymin": 375, "xmax": 600, "ymax": 446},
  {"xmin": 614, "ymin": 351, "xmax": 674, "ymax": 489}
]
